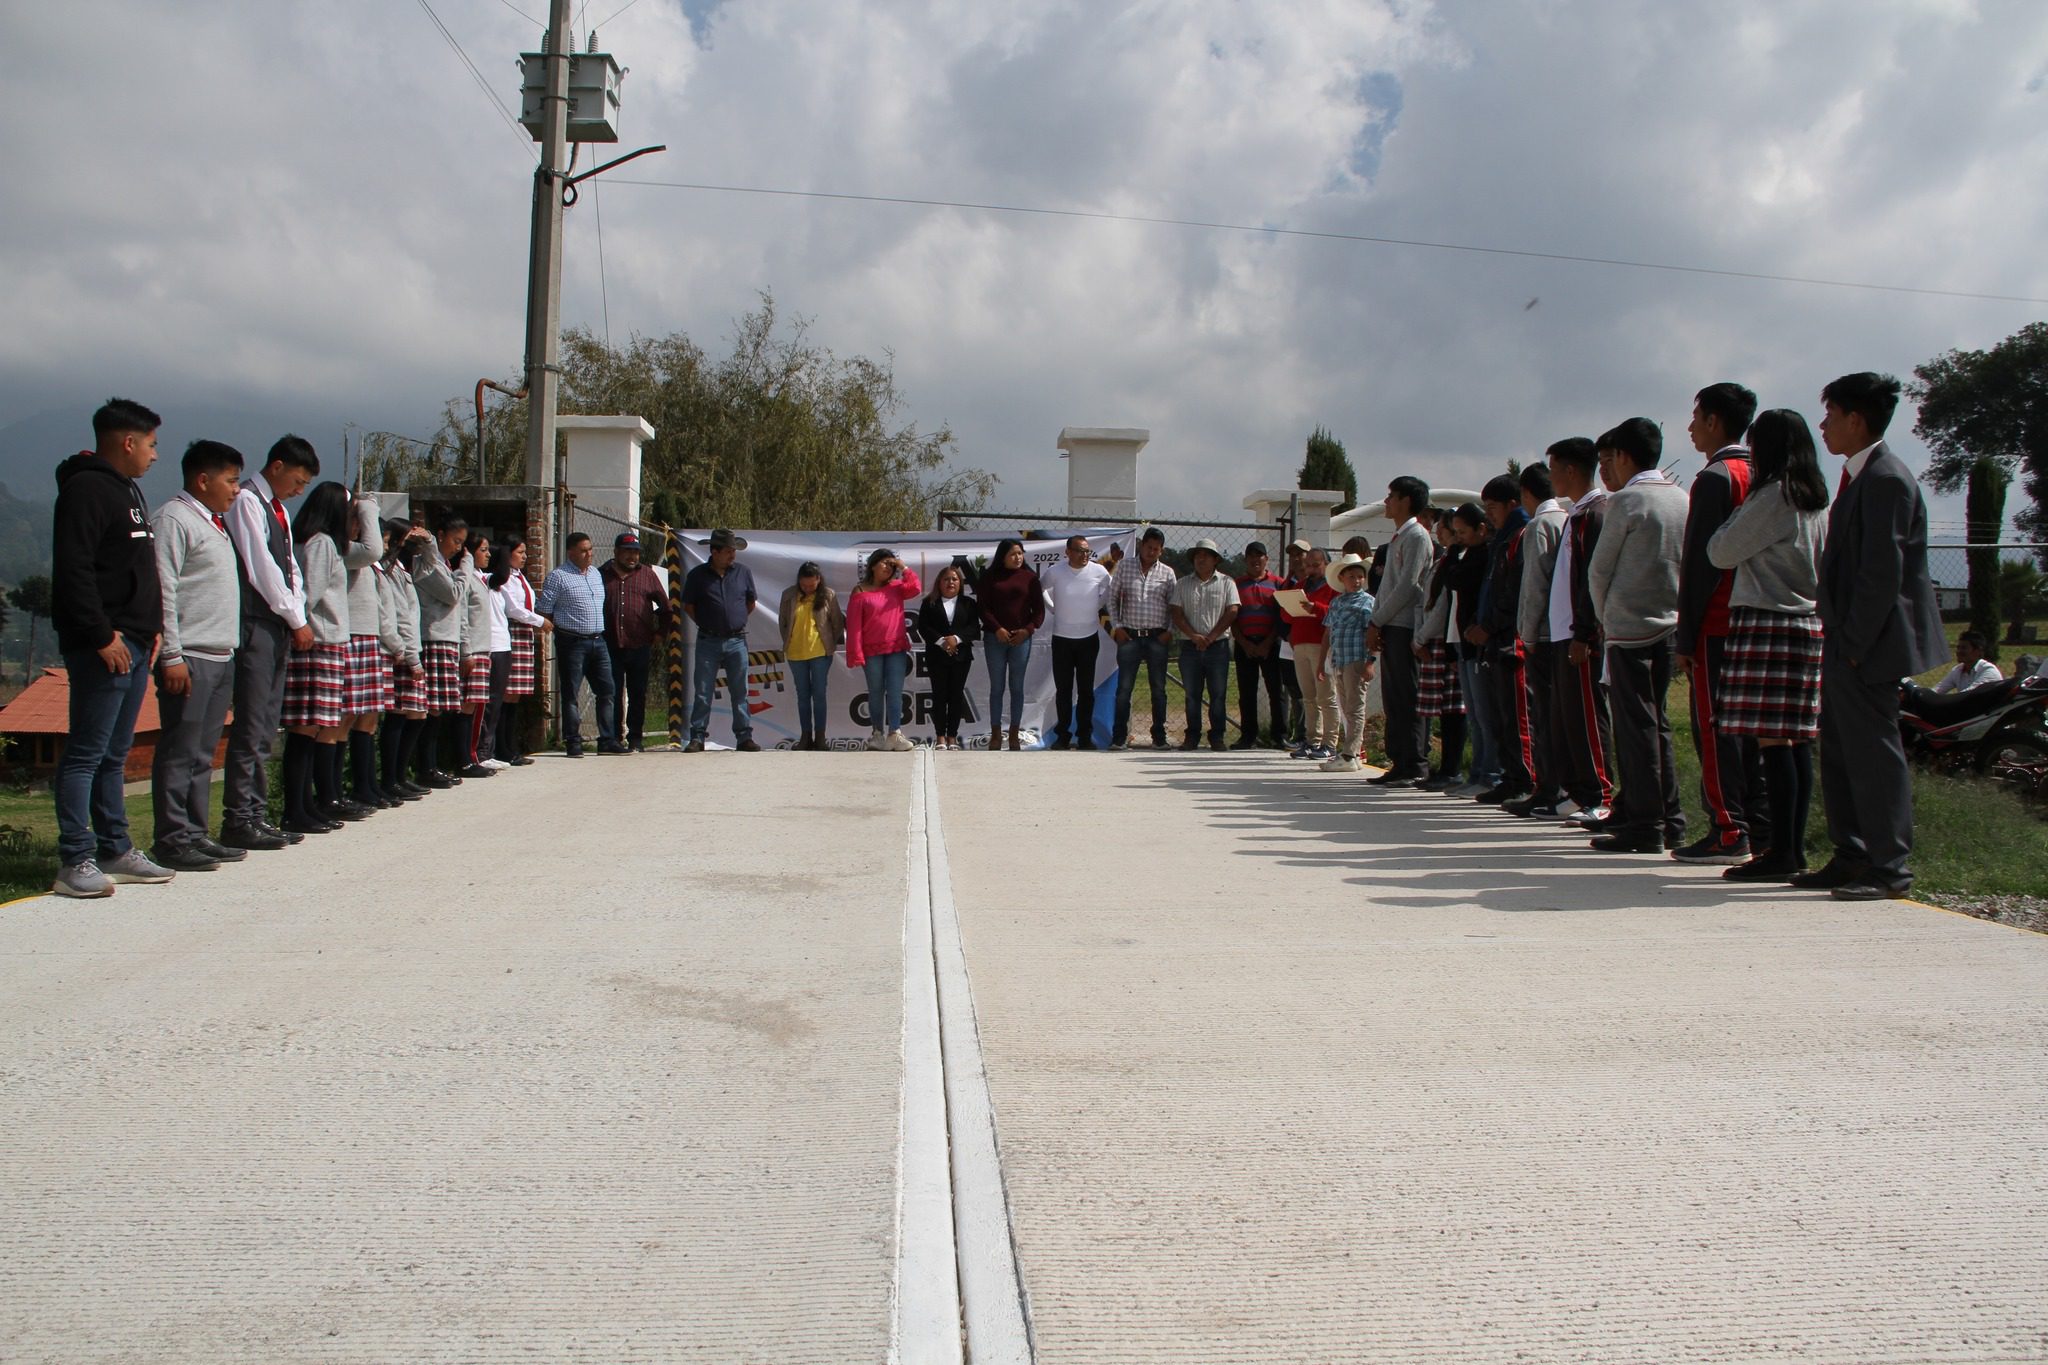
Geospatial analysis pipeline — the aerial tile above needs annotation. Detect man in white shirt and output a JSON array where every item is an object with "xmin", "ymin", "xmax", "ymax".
[
  {"xmin": 1933, "ymin": 631, "xmax": 2004, "ymax": 693},
  {"xmin": 1042, "ymin": 535, "xmax": 1111, "ymax": 749}
]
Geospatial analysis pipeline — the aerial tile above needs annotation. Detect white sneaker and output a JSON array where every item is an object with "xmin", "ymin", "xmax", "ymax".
[
  {"xmin": 887, "ymin": 731, "xmax": 914, "ymax": 752},
  {"xmin": 1555, "ymin": 798, "xmax": 1584, "ymax": 818},
  {"xmin": 483, "ymin": 758, "xmax": 510, "ymax": 771},
  {"xmin": 101, "ymin": 849, "xmax": 175, "ymax": 885},
  {"xmin": 1319, "ymin": 754, "xmax": 1361, "ymax": 772},
  {"xmin": 866, "ymin": 731, "xmax": 886, "ymax": 751},
  {"xmin": 1568, "ymin": 805, "xmax": 1612, "ymax": 826},
  {"xmin": 52, "ymin": 859, "xmax": 115, "ymax": 898}
]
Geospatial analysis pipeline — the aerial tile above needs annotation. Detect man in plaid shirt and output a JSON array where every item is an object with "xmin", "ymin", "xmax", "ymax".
[{"xmin": 1108, "ymin": 526, "xmax": 1180, "ymax": 749}]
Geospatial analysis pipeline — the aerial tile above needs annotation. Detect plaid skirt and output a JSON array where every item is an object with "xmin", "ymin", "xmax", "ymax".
[
  {"xmin": 462, "ymin": 653, "xmax": 493, "ymax": 706},
  {"xmin": 1418, "ymin": 639, "xmax": 1466, "ymax": 716},
  {"xmin": 392, "ymin": 655, "xmax": 428, "ymax": 713},
  {"xmin": 422, "ymin": 642, "xmax": 464, "ymax": 713},
  {"xmin": 1720, "ymin": 607, "xmax": 1824, "ymax": 740},
  {"xmin": 507, "ymin": 625, "xmax": 537, "ymax": 698},
  {"xmin": 282, "ymin": 641, "xmax": 347, "ymax": 728},
  {"xmin": 344, "ymin": 635, "xmax": 393, "ymax": 715}
]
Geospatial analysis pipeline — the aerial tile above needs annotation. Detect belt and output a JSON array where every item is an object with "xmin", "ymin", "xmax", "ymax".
[{"xmin": 1119, "ymin": 626, "xmax": 1168, "ymax": 637}]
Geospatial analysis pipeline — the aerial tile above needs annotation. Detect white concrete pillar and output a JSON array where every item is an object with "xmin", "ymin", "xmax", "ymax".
[
  {"xmin": 559, "ymin": 415, "xmax": 656, "ymax": 525},
  {"xmin": 1060, "ymin": 428, "xmax": 1150, "ymax": 520},
  {"xmin": 1243, "ymin": 488, "xmax": 1347, "ymax": 550}
]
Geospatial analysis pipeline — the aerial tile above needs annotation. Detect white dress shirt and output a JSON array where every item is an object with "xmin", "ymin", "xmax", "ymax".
[
  {"xmin": 224, "ymin": 469, "xmax": 307, "ymax": 629},
  {"xmin": 1934, "ymin": 658, "xmax": 2003, "ymax": 694}
]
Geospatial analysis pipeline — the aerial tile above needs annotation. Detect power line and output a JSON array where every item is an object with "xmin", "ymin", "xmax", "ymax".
[
  {"xmin": 594, "ymin": 174, "xmax": 613, "ymax": 348},
  {"xmin": 412, "ymin": 0, "xmax": 535, "ymax": 156},
  {"xmin": 484, "ymin": 0, "xmax": 540, "ymax": 24},
  {"xmin": 608, "ymin": 177, "xmax": 2048, "ymax": 306},
  {"xmin": 590, "ymin": 0, "xmax": 646, "ymax": 30}
]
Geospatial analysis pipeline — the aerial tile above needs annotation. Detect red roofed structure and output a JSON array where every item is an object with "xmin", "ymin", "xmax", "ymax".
[{"xmin": 0, "ymin": 668, "xmax": 230, "ymax": 782}]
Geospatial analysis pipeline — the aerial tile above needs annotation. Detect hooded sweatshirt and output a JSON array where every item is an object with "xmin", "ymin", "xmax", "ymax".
[{"xmin": 52, "ymin": 451, "xmax": 162, "ymax": 652}]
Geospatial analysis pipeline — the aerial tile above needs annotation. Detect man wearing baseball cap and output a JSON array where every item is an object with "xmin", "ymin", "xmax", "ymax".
[{"xmin": 601, "ymin": 531, "xmax": 670, "ymax": 753}]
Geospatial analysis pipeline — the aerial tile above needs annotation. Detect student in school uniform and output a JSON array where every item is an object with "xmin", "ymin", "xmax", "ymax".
[
  {"xmin": 339, "ymin": 488, "xmax": 393, "ymax": 809},
  {"xmin": 149, "ymin": 439, "xmax": 250, "ymax": 873},
  {"xmin": 1415, "ymin": 512, "xmax": 1468, "ymax": 788},
  {"xmin": 494, "ymin": 535, "xmax": 548, "ymax": 766},
  {"xmin": 283, "ymin": 482, "xmax": 371, "ymax": 834},
  {"xmin": 374, "ymin": 521, "xmax": 429, "ymax": 801},
  {"xmin": 456, "ymin": 533, "xmax": 498, "ymax": 779},
  {"xmin": 410, "ymin": 514, "xmax": 469, "ymax": 789}
]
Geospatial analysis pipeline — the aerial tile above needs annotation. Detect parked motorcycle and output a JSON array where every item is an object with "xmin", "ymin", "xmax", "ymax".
[{"xmin": 1898, "ymin": 674, "xmax": 2048, "ymax": 790}]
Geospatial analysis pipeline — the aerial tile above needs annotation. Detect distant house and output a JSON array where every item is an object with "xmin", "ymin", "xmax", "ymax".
[{"xmin": 0, "ymin": 667, "xmax": 229, "ymax": 782}]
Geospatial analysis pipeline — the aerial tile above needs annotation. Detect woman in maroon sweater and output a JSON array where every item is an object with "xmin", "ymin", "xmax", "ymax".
[{"xmin": 977, "ymin": 538, "xmax": 1046, "ymax": 751}]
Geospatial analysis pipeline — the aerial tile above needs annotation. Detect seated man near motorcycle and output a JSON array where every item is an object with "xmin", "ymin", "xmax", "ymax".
[{"xmin": 1933, "ymin": 631, "xmax": 2004, "ymax": 694}]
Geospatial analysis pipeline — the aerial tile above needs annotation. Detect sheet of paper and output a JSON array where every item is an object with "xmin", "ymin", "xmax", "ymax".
[{"xmin": 1274, "ymin": 588, "xmax": 1312, "ymax": 616}]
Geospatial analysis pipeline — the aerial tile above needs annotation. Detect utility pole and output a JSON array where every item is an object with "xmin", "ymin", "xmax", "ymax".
[{"xmin": 521, "ymin": 0, "xmax": 573, "ymax": 494}]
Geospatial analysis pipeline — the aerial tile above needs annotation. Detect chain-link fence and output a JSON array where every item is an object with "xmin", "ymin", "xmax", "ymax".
[
  {"xmin": 1927, "ymin": 544, "xmax": 2047, "ymax": 655},
  {"xmin": 936, "ymin": 510, "xmax": 1293, "ymax": 579}
]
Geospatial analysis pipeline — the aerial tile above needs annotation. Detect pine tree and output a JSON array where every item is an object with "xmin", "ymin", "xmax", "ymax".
[{"xmin": 1298, "ymin": 426, "xmax": 1358, "ymax": 514}]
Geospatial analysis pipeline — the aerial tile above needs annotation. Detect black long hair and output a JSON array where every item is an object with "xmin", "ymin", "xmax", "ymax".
[
  {"xmin": 488, "ymin": 535, "xmax": 523, "ymax": 590},
  {"xmin": 981, "ymin": 537, "xmax": 1027, "ymax": 591},
  {"xmin": 291, "ymin": 480, "xmax": 351, "ymax": 552},
  {"xmin": 1748, "ymin": 409, "xmax": 1829, "ymax": 513}
]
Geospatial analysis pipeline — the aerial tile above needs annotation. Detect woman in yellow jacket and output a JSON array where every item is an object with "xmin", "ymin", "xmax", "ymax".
[{"xmin": 778, "ymin": 560, "xmax": 845, "ymax": 750}]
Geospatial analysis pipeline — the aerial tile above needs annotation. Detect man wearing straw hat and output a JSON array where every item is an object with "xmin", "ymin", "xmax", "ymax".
[{"xmin": 1171, "ymin": 538, "xmax": 1240, "ymax": 751}]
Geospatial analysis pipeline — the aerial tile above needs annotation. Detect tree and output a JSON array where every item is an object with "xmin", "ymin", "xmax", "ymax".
[
  {"xmin": 1998, "ymin": 558, "xmax": 2044, "ymax": 644},
  {"xmin": 1960, "ymin": 458, "xmax": 2012, "ymax": 652},
  {"xmin": 9, "ymin": 575, "xmax": 52, "ymax": 678},
  {"xmin": 364, "ymin": 294, "xmax": 997, "ymax": 532},
  {"xmin": 1299, "ymin": 426, "xmax": 1357, "ymax": 513},
  {"xmin": 1912, "ymin": 321, "xmax": 2048, "ymax": 565}
]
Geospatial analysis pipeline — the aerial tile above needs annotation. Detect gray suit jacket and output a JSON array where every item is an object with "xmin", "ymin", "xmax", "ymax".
[{"xmin": 1816, "ymin": 443, "xmax": 1945, "ymax": 683}]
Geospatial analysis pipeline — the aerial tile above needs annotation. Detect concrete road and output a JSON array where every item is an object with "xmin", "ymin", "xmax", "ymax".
[
  {"xmin": 0, "ymin": 755, "xmax": 906, "ymax": 1364},
  {"xmin": 939, "ymin": 751, "xmax": 2048, "ymax": 1364},
  {"xmin": 5, "ymin": 749, "xmax": 2046, "ymax": 1363}
]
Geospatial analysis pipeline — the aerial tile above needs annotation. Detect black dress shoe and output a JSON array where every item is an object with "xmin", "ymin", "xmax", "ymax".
[
  {"xmin": 1833, "ymin": 877, "xmax": 1912, "ymax": 901},
  {"xmin": 218, "ymin": 823, "xmax": 288, "ymax": 852},
  {"xmin": 1474, "ymin": 785, "xmax": 1518, "ymax": 805},
  {"xmin": 1178, "ymin": 737, "xmax": 1200, "ymax": 750},
  {"xmin": 1047, "ymin": 737, "xmax": 1072, "ymax": 751},
  {"xmin": 421, "ymin": 771, "xmax": 455, "ymax": 789},
  {"xmin": 1790, "ymin": 859, "xmax": 1865, "ymax": 891},
  {"xmin": 1590, "ymin": 831, "xmax": 1664, "ymax": 854},
  {"xmin": 153, "ymin": 845, "xmax": 221, "ymax": 872},
  {"xmin": 510, "ymin": 754, "xmax": 535, "ymax": 766},
  {"xmin": 283, "ymin": 816, "xmax": 342, "ymax": 836},
  {"xmin": 1229, "ymin": 737, "xmax": 1259, "ymax": 750},
  {"xmin": 256, "ymin": 819, "xmax": 306, "ymax": 846},
  {"xmin": 1725, "ymin": 851, "xmax": 1802, "ymax": 882},
  {"xmin": 197, "ymin": 836, "xmax": 249, "ymax": 862},
  {"xmin": 460, "ymin": 763, "xmax": 497, "ymax": 778},
  {"xmin": 323, "ymin": 800, "xmax": 374, "ymax": 822}
]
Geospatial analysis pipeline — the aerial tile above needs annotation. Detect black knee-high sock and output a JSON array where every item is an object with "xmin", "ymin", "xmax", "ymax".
[
  {"xmin": 311, "ymin": 740, "xmax": 340, "ymax": 810},
  {"xmin": 1790, "ymin": 741, "xmax": 1814, "ymax": 862},
  {"xmin": 1439, "ymin": 713, "xmax": 1468, "ymax": 776},
  {"xmin": 401, "ymin": 717, "xmax": 428, "ymax": 782},
  {"xmin": 443, "ymin": 713, "xmax": 469, "ymax": 770},
  {"xmin": 1760, "ymin": 744, "xmax": 1797, "ymax": 859},
  {"xmin": 380, "ymin": 717, "xmax": 405, "ymax": 791},
  {"xmin": 349, "ymin": 731, "xmax": 378, "ymax": 801},
  {"xmin": 282, "ymin": 733, "xmax": 314, "ymax": 825}
]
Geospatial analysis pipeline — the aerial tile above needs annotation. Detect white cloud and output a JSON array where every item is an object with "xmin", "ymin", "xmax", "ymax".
[{"xmin": 1, "ymin": 0, "xmax": 2044, "ymax": 540}]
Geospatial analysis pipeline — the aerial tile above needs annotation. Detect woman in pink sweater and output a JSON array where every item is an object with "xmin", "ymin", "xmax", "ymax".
[{"xmin": 844, "ymin": 547, "xmax": 923, "ymax": 751}]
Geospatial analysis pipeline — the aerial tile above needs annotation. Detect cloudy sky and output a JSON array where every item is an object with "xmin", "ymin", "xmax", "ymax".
[{"xmin": 3, "ymin": 0, "xmax": 2044, "ymax": 533}]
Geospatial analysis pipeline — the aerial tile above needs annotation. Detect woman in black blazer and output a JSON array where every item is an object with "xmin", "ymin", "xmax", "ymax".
[{"xmin": 917, "ymin": 564, "xmax": 981, "ymax": 750}]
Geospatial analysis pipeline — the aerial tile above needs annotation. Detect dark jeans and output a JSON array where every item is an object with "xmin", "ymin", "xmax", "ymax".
[
  {"xmin": 1607, "ymin": 639, "xmax": 1683, "ymax": 842},
  {"xmin": 558, "ymin": 633, "xmax": 617, "ymax": 751},
  {"xmin": 689, "ymin": 633, "xmax": 750, "ymax": 743},
  {"xmin": 1179, "ymin": 639, "xmax": 1230, "ymax": 743},
  {"xmin": 1050, "ymin": 634, "xmax": 1100, "ymax": 745},
  {"xmin": 1379, "ymin": 626, "xmax": 1425, "ymax": 774},
  {"xmin": 1112, "ymin": 630, "xmax": 1170, "ymax": 744},
  {"xmin": 56, "ymin": 633, "xmax": 154, "ymax": 864},
  {"xmin": 224, "ymin": 616, "xmax": 288, "ymax": 828},
  {"xmin": 1234, "ymin": 643, "xmax": 1290, "ymax": 743},
  {"xmin": 1687, "ymin": 634, "xmax": 1752, "ymax": 844},
  {"xmin": 789, "ymin": 654, "xmax": 832, "ymax": 737},
  {"xmin": 607, "ymin": 643, "xmax": 652, "ymax": 749},
  {"xmin": 153, "ymin": 654, "xmax": 234, "ymax": 853},
  {"xmin": 927, "ymin": 647, "xmax": 973, "ymax": 738}
]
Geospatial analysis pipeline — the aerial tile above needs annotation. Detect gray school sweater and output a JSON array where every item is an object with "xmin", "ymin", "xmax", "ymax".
[
  {"xmin": 1369, "ymin": 518, "xmax": 1433, "ymax": 632},
  {"xmin": 295, "ymin": 536, "xmax": 351, "ymax": 645},
  {"xmin": 152, "ymin": 495, "xmax": 240, "ymax": 663},
  {"xmin": 1586, "ymin": 474, "xmax": 1689, "ymax": 647},
  {"xmin": 458, "ymin": 567, "xmax": 494, "ymax": 657},
  {"xmin": 1515, "ymin": 500, "xmax": 1568, "ymax": 644},
  {"xmin": 414, "ymin": 547, "xmax": 463, "ymax": 644},
  {"xmin": 341, "ymin": 494, "xmax": 385, "ymax": 638},
  {"xmin": 1705, "ymin": 481, "xmax": 1826, "ymax": 616}
]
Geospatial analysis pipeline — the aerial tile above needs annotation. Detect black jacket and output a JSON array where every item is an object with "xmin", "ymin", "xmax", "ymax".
[
  {"xmin": 52, "ymin": 452, "xmax": 162, "ymax": 653},
  {"xmin": 1816, "ymin": 443, "xmax": 1946, "ymax": 683},
  {"xmin": 1477, "ymin": 507, "xmax": 1528, "ymax": 659},
  {"xmin": 1675, "ymin": 448, "xmax": 1752, "ymax": 655},
  {"xmin": 1566, "ymin": 497, "xmax": 1609, "ymax": 646},
  {"xmin": 916, "ymin": 592, "xmax": 982, "ymax": 657}
]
